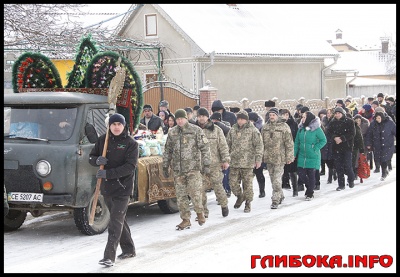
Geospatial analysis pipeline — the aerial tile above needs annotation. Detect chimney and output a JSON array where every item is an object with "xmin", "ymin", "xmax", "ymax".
[
  {"xmin": 335, "ymin": 29, "xmax": 342, "ymax": 40},
  {"xmin": 380, "ymin": 37, "xmax": 389, "ymax": 53}
]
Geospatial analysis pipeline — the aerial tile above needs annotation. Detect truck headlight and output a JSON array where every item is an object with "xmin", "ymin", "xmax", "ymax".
[{"xmin": 36, "ymin": 160, "xmax": 51, "ymax": 177}]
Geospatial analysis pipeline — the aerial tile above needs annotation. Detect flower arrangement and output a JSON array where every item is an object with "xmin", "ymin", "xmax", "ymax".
[
  {"xmin": 12, "ymin": 52, "xmax": 62, "ymax": 93},
  {"xmin": 65, "ymin": 34, "xmax": 99, "ymax": 88}
]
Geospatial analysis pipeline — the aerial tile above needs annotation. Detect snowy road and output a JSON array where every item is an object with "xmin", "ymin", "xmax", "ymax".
[{"xmin": 4, "ymin": 155, "xmax": 396, "ymax": 273}]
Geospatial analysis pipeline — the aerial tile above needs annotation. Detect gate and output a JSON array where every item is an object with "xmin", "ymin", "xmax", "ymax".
[{"xmin": 142, "ymin": 81, "xmax": 199, "ymax": 114}]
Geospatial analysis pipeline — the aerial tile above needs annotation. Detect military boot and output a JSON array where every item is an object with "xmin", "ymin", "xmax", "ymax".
[
  {"xmin": 222, "ymin": 206, "xmax": 229, "ymax": 217},
  {"xmin": 196, "ymin": 213, "xmax": 206, "ymax": 226},
  {"xmin": 176, "ymin": 219, "xmax": 191, "ymax": 230},
  {"xmin": 244, "ymin": 201, "xmax": 251, "ymax": 213},
  {"xmin": 290, "ymin": 172, "xmax": 298, "ymax": 197},
  {"xmin": 234, "ymin": 193, "xmax": 245, "ymax": 209}
]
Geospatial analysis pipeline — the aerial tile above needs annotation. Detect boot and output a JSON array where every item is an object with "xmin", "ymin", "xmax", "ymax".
[
  {"xmin": 333, "ymin": 168, "xmax": 337, "ymax": 181},
  {"xmin": 221, "ymin": 206, "xmax": 229, "ymax": 217},
  {"xmin": 244, "ymin": 201, "xmax": 251, "ymax": 213},
  {"xmin": 282, "ymin": 172, "xmax": 291, "ymax": 189},
  {"xmin": 176, "ymin": 219, "xmax": 191, "ymax": 230},
  {"xmin": 234, "ymin": 193, "xmax": 245, "ymax": 209},
  {"xmin": 196, "ymin": 213, "xmax": 206, "ymax": 226},
  {"xmin": 290, "ymin": 173, "xmax": 298, "ymax": 197},
  {"xmin": 259, "ymin": 182, "xmax": 265, "ymax": 198},
  {"xmin": 327, "ymin": 168, "xmax": 333, "ymax": 184},
  {"xmin": 374, "ymin": 162, "xmax": 380, "ymax": 173},
  {"xmin": 388, "ymin": 160, "xmax": 392, "ymax": 171}
]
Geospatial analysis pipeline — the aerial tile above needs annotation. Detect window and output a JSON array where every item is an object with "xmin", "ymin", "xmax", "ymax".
[
  {"xmin": 145, "ymin": 73, "xmax": 158, "ymax": 84},
  {"xmin": 145, "ymin": 14, "xmax": 157, "ymax": 37},
  {"xmin": 6, "ymin": 60, "xmax": 15, "ymax": 65}
]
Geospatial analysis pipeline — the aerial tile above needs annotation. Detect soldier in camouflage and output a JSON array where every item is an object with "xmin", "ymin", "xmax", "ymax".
[
  {"xmin": 226, "ymin": 110, "xmax": 264, "ymax": 213},
  {"xmin": 162, "ymin": 109, "xmax": 211, "ymax": 230},
  {"xmin": 261, "ymin": 107, "xmax": 295, "ymax": 209},
  {"xmin": 195, "ymin": 107, "xmax": 231, "ymax": 218}
]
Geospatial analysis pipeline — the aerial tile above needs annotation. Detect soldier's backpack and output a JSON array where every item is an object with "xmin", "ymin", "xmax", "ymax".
[{"xmin": 357, "ymin": 153, "xmax": 370, "ymax": 183}]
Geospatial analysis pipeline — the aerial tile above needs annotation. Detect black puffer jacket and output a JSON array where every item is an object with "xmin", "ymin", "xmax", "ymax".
[
  {"xmin": 211, "ymin": 100, "xmax": 237, "ymax": 127},
  {"xmin": 89, "ymin": 128, "xmax": 139, "ymax": 197},
  {"xmin": 326, "ymin": 112, "xmax": 355, "ymax": 153}
]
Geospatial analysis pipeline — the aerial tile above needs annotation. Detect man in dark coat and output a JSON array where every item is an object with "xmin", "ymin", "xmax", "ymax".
[
  {"xmin": 326, "ymin": 107, "xmax": 356, "ymax": 190},
  {"xmin": 140, "ymin": 104, "xmax": 164, "ymax": 132},
  {"xmin": 211, "ymin": 100, "xmax": 237, "ymax": 127},
  {"xmin": 89, "ymin": 113, "xmax": 138, "ymax": 267}
]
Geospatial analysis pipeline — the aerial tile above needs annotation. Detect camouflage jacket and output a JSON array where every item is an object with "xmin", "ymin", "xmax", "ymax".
[
  {"xmin": 195, "ymin": 119, "xmax": 230, "ymax": 167},
  {"xmin": 226, "ymin": 121, "xmax": 263, "ymax": 168},
  {"xmin": 261, "ymin": 118, "xmax": 294, "ymax": 165},
  {"xmin": 163, "ymin": 121, "xmax": 211, "ymax": 174}
]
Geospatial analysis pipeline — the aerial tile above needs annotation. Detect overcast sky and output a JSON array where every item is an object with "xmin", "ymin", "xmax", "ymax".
[{"xmin": 81, "ymin": 4, "xmax": 396, "ymax": 43}]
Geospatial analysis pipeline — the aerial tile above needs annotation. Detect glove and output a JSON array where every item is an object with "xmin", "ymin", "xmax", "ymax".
[
  {"xmin": 203, "ymin": 166, "xmax": 210, "ymax": 175},
  {"xmin": 163, "ymin": 167, "xmax": 170, "ymax": 178},
  {"xmin": 96, "ymin": 156, "xmax": 108, "ymax": 166},
  {"xmin": 96, "ymin": 169, "xmax": 107, "ymax": 179}
]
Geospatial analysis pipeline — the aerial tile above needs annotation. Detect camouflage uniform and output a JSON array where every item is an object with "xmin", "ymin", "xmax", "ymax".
[
  {"xmin": 196, "ymin": 119, "xmax": 231, "ymax": 216},
  {"xmin": 163, "ymin": 121, "xmax": 211, "ymax": 221},
  {"xmin": 261, "ymin": 117, "xmax": 294, "ymax": 206},
  {"xmin": 226, "ymin": 121, "xmax": 263, "ymax": 206}
]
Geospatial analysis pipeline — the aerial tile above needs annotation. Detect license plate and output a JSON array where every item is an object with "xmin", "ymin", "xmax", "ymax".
[{"xmin": 8, "ymin": 192, "xmax": 43, "ymax": 202}]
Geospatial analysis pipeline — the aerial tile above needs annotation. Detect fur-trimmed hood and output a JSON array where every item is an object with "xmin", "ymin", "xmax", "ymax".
[{"xmin": 298, "ymin": 116, "xmax": 321, "ymax": 132}]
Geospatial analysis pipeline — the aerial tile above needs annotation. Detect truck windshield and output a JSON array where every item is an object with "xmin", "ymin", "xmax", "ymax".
[{"xmin": 4, "ymin": 107, "xmax": 78, "ymax": 141}]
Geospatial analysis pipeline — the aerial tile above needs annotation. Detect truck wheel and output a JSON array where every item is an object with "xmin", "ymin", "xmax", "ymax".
[
  {"xmin": 157, "ymin": 198, "xmax": 179, "ymax": 214},
  {"xmin": 73, "ymin": 194, "xmax": 110, "ymax": 236},
  {"xmin": 4, "ymin": 210, "xmax": 27, "ymax": 231}
]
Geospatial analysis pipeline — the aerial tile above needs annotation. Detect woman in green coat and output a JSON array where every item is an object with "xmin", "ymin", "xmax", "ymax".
[{"xmin": 294, "ymin": 111, "xmax": 327, "ymax": 200}]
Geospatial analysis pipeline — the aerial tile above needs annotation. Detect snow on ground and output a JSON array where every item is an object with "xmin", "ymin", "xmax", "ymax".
[{"xmin": 4, "ymin": 155, "xmax": 396, "ymax": 273}]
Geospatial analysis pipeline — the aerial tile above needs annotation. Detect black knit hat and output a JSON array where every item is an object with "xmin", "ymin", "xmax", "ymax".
[
  {"xmin": 300, "ymin": 106, "xmax": 310, "ymax": 113},
  {"xmin": 334, "ymin": 107, "xmax": 346, "ymax": 115},
  {"xmin": 268, "ymin": 107, "xmax": 279, "ymax": 116},
  {"xmin": 193, "ymin": 105, "xmax": 200, "ymax": 111},
  {"xmin": 143, "ymin": 104, "xmax": 153, "ymax": 111},
  {"xmin": 196, "ymin": 107, "xmax": 209, "ymax": 118},
  {"xmin": 296, "ymin": 104, "xmax": 303, "ymax": 110},
  {"xmin": 109, "ymin": 113, "xmax": 126, "ymax": 126},
  {"xmin": 210, "ymin": 112, "xmax": 222, "ymax": 121},
  {"xmin": 174, "ymin": 109, "xmax": 187, "ymax": 119},
  {"xmin": 264, "ymin": 100, "xmax": 275, "ymax": 108},
  {"xmin": 184, "ymin": 107, "xmax": 193, "ymax": 114},
  {"xmin": 230, "ymin": 107, "xmax": 240, "ymax": 113},
  {"xmin": 248, "ymin": 112, "xmax": 259, "ymax": 122},
  {"xmin": 336, "ymin": 99, "xmax": 345, "ymax": 106},
  {"xmin": 236, "ymin": 110, "xmax": 249, "ymax": 121},
  {"xmin": 377, "ymin": 93, "xmax": 384, "ymax": 98},
  {"xmin": 244, "ymin": 108, "xmax": 252, "ymax": 113}
]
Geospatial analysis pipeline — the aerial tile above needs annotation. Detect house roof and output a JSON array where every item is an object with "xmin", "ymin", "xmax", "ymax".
[
  {"xmin": 331, "ymin": 51, "xmax": 391, "ymax": 76},
  {"xmin": 119, "ymin": 4, "xmax": 338, "ymax": 58}
]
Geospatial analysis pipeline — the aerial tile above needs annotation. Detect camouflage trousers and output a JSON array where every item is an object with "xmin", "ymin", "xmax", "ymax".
[
  {"xmin": 266, "ymin": 163, "xmax": 285, "ymax": 203},
  {"xmin": 202, "ymin": 168, "xmax": 228, "ymax": 215},
  {"xmin": 229, "ymin": 167, "xmax": 254, "ymax": 202},
  {"xmin": 174, "ymin": 170, "xmax": 204, "ymax": 220}
]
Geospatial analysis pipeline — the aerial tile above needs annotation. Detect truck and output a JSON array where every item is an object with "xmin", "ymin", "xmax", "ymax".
[
  {"xmin": 4, "ymin": 91, "xmax": 178, "ymax": 235},
  {"xmin": 4, "ymin": 36, "xmax": 178, "ymax": 235}
]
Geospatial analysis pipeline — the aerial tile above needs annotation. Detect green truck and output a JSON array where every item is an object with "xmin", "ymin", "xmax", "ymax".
[{"xmin": 4, "ymin": 91, "xmax": 178, "ymax": 235}]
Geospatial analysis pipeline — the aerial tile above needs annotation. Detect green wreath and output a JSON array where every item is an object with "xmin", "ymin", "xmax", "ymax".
[{"xmin": 11, "ymin": 52, "xmax": 62, "ymax": 93}]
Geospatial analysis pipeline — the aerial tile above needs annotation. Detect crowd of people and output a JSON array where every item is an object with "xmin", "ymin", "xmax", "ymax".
[{"xmin": 93, "ymin": 93, "xmax": 395, "ymax": 267}]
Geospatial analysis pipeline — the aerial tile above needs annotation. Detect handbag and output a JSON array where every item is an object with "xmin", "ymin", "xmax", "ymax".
[{"xmin": 357, "ymin": 153, "xmax": 370, "ymax": 183}]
